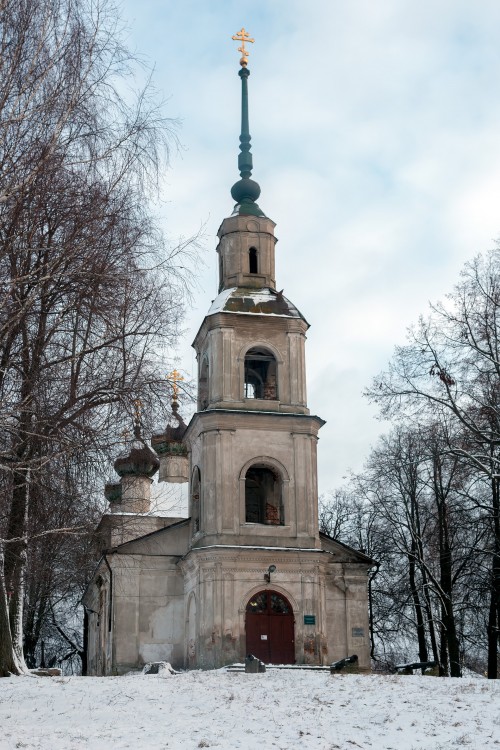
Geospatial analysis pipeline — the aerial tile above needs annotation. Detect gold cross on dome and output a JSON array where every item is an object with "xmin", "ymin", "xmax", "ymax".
[
  {"xmin": 232, "ymin": 27, "xmax": 254, "ymax": 67},
  {"xmin": 133, "ymin": 398, "xmax": 142, "ymax": 424},
  {"xmin": 167, "ymin": 369, "xmax": 184, "ymax": 400}
]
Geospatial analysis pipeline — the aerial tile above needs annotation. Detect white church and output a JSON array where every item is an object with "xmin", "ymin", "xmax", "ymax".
[{"xmin": 83, "ymin": 31, "xmax": 374, "ymax": 674}]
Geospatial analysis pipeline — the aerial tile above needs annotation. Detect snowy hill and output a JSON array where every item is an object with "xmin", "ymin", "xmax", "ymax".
[{"xmin": 1, "ymin": 669, "xmax": 498, "ymax": 749}]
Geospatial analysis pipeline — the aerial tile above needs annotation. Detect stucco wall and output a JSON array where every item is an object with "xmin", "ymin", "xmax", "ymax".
[{"xmin": 180, "ymin": 547, "xmax": 372, "ymax": 670}]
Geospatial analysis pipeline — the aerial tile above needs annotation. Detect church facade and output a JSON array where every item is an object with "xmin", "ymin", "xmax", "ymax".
[{"xmin": 83, "ymin": 34, "xmax": 374, "ymax": 675}]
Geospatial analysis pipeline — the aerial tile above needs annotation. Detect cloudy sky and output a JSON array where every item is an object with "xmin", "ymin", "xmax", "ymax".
[{"xmin": 120, "ymin": 0, "xmax": 500, "ymax": 494}]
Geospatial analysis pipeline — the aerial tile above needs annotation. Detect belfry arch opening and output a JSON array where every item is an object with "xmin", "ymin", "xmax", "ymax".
[
  {"xmin": 244, "ymin": 347, "xmax": 277, "ymax": 400},
  {"xmin": 249, "ymin": 246, "xmax": 258, "ymax": 274},
  {"xmin": 245, "ymin": 465, "xmax": 283, "ymax": 525}
]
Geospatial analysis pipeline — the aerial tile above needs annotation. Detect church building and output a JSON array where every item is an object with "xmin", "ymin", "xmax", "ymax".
[{"xmin": 83, "ymin": 30, "xmax": 374, "ymax": 674}]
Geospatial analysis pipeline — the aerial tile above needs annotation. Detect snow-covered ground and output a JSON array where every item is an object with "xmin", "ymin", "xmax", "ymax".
[{"xmin": 0, "ymin": 669, "xmax": 498, "ymax": 749}]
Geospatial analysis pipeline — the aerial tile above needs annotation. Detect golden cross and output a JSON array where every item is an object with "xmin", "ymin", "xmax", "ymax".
[
  {"xmin": 133, "ymin": 398, "xmax": 142, "ymax": 424},
  {"xmin": 167, "ymin": 369, "xmax": 184, "ymax": 400},
  {"xmin": 232, "ymin": 27, "xmax": 254, "ymax": 67}
]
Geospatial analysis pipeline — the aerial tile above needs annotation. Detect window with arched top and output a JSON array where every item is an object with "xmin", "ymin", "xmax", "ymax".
[
  {"xmin": 249, "ymin": 247, "xmax": 258, "ymax": 274},
  {"xmin": 191, "ymin": 466, "xmax": 201, "ymax": 533},
  {"xmin": 244, "ymin": 347, "xmax": 277, "ymax": 400},
  {"xmin": 245, "ymin": 464, "xmax": 283, "ymax": 525}
]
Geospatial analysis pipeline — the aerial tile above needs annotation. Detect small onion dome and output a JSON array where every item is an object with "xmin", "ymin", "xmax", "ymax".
[
  {"xmin": 104, "ymin": 482, "xmax": 122, "ymax": 504},
  {"xmin": 114, "ymin": 424, "xmax": 160, "ymax": 478},
  {"xmin": 151, "ymin": 404, "xmax": 187, "ymax": 457}
]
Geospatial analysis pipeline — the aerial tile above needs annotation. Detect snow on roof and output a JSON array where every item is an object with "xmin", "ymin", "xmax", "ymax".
[{"xmin": 207, "ymin": 287, "xmax": 307, "ymax": 322}]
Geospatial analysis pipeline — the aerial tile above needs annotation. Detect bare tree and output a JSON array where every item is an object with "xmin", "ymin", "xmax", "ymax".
[
  {"xmin": 366, "ymin": 248, "xmax": 500, "ymax": 677},
  {"xmin": 0, "ymin": 0, "xmax": 197, "ymax": 676},
  {"xmin": 322, "ymin": 418, "xmax": 491, "ymax": 675}
]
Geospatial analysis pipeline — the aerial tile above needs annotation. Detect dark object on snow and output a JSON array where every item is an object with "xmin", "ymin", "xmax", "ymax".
[
  {"xmin": 395, "ymin": 660, "xmax": 437, "ymax": 675},
  {"xmin": 143, "ymin": 661, "xmax": 177, "ymax": 675},
  {"xmin": 330, "ymin": 654, "xmax": 358, "ymax": 673},
  {"xmin": 30, "ymin": 668, "xmax": 62, "ymax": 677},
  {"xmin": 245, "ymin": 654, "xmax": 266, "ymax": 673}
]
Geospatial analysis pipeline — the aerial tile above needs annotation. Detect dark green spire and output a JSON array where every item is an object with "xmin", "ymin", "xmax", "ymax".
[{"xmin": 230, "ymin": 28, "xmax": 265, "ymax": 217}]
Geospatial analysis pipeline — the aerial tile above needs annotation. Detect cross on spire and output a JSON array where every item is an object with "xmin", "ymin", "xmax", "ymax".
[
  {"xmin": 229, "ymin": 26, "xmax": 264, "ymax": 217},
  {"xmin": 133, "ymin": 398, "xmax": 142, "ymax": 424},
  {"xmin": 132, "ymin": 398, "xmax": 143, "ymax": 439},
  {"xmin": 232, "ymin": 27, "xmax": 254, "ymax": 67},
  {"xmin": 167, "ymin": 369, "xmax": 184, "ymax": 401}
]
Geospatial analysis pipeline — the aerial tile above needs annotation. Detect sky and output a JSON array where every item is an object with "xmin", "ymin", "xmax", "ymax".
[
  {"xmin": 120, "ymin": 0, "xmax": 500, "ymax": 494},
  {"xmin": 1, "ymin": 669, "xmax": 498, "ymax": 748}
]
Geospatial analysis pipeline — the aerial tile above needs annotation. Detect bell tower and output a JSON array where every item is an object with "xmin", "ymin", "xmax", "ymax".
[{"xmin": 184, "ymin": 30, "xmax": 325, "ymax": 551}]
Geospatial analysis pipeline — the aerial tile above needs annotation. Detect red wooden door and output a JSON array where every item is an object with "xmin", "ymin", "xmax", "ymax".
[{"xmin": 245, "ymin": 590, "xmax": 295, "ymax": 664}]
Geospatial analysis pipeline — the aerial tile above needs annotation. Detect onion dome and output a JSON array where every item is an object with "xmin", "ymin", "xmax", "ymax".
[
  {"xmin": 114, "ymin": 421, "xmax": 160, "ymax": 478},
  {"xmin": 151, "ymin": 401, "xmax": 188, "ymax": 458},
  {"xmin": 104, "ymin": 482, "xmax": 122, "ymax": 505}
]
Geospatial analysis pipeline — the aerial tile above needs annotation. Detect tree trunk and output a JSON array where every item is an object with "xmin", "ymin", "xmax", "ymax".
[
  {"xmin": 435, "ymin": 470, "xmax": 461, "ymax": 677},
  {"xmin": 488, "ymin": 476, "xmax": 500, "ymax": 679},
  {"xmin": 23, "ymin": 574, "xmax": 51, "ymax": 669},
  {"xmin": 0, "ymin": 548, "xmax": 27, "ymax": 677},
  {"xmin": 1, "ymin": 466, "xmax": 30, "ymax": 676},
  {"xmin": 416, "ymin": 536, "xmax": 439, "ymax": 665},
  {"xmin": 439, "ymin": 611, "xmax": 449, "ymax": 676},
  {"xmin": 408, "ymin": 546, "xmax": 428, "ymax": 662},
  {"xmin": 368, "ymin": 565, "xmax": 379, "ymax": 660},
  {"xmin": 441, "ymin": 592, "xmax": 461, "ymax": 677},
  {"xmin": 487, "ymin": 587, "xmax": 498, "ymax": 679}
]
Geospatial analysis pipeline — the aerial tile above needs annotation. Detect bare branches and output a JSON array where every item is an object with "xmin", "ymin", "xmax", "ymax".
[
  {"xmin": 0, "ymin": 0, "xmax": 199, "ymax": 676},
  {"xmin": 325, "ymin": 247, "xmax": 500, "ymax": 675}
]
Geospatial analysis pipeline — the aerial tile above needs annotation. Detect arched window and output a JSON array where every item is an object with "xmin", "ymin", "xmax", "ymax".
[
  {"xmin": 245, "ymin": 464, "xmax": 283, "ymax": 525},
  {"xmin": 249, "ymin": 246, "xmax": 258, "ymax": 274},
  {"xmin": 199, "ymin": 356, "xmax": 209, "ymax": 410},
  {"xmin": 244, "ymin": 347, "xmax": 277, "ymax": 400},
  {"xmin": 191, "ymin": 466, "xmax": 201, "ymax": 533}
]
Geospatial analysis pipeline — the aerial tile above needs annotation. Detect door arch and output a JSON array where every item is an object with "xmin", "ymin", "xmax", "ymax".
[{"xmin": 245, "ymin": 590, "xmax": 295, "ymax": 664}]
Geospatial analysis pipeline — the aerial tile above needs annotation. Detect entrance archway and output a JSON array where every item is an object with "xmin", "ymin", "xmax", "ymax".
[{"xmin": 245, "ymin": 590, "xmax": 295, "ymax": 664}]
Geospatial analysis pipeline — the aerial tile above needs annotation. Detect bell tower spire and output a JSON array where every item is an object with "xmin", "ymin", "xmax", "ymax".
[
  {"xmin": 186, "ymin": 26, "xmax": 325, "ymax": 555},
  {"xmin": 230, "ymin": 28, "xmax": 265, "ymax": 218}
]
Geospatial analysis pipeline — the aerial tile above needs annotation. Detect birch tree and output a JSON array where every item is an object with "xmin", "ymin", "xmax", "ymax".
[{"xmin": 0, "ymin": 0, "xmax": 196, "ymax": 676}]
